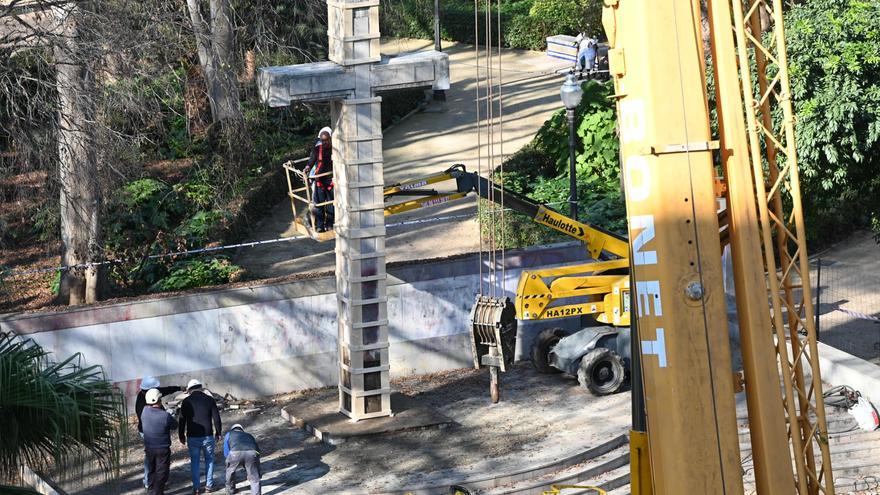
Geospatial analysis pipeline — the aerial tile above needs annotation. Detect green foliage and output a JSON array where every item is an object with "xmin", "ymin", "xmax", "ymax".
[
  {"xmin": 105, "ymin": 179, "xmax": 185, "ymax": 249},
  {"xmin": 484, "ymin": 80, "xmax": 625, "ymax": 248},
  {"xmin": 784, "ymin": 0, "xmax": 880, "ymax": 242},
  {"xmin": 0, "ymin": 332, "xmax": 126, "ymax": 480},
  {"xmin": 150, "ymin": 257, "xmax": 242, "ymax": 292},
  {"xmin": 101, "ymin": 67, "xmax": 197, "ymax": 161},
  {"xmin": 381, "ymin": 0, "xmax": 599, "ymax": 50},
  {"xmin": 534, "ymin": 80, "xmax": 618, "ymax": 176},
  {"xmin": 505, "ymin": 16, "xmax": 548, "ymax": 51},
  {"xmin": 174, "ymin": 210, "xmax": 231, "ymax": 245},
  {"xmin": 30, "ymin": 203, "xmax": 60, "ymax": 243},
  {"xmin": 528, "ymin": 0, "xmax": 603, "ymax": 43},
  {"xmin": 0, "ymin": 265, "xmax": 7, "ymax": 299},
  {"xmin": 50, "ymin": 270, "xmax": 61, "ymax": 296},
  {"xmin": 103, "ymin": 178, "xmax": 233, "ymax": 290}
]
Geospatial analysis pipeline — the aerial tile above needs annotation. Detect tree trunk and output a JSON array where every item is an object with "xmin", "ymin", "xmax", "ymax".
[
  {"xmin": 208, "ymin": 0, "xmax": 241, "ymax": 123},
  {"xmin": 54, "ymin": 3, "xmax": 102, "ymax": 305},
  {"xmin": 186, "ymin": 0, "xmax": 248, "ymax": 180},
  {"xmin": 185, "ymin": 0, "xmax": 242, "ymax": 126}
]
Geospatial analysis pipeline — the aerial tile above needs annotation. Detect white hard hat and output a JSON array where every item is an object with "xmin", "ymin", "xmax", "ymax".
[
  {"xmin": 231, "ymin": 424, "xmax": 244, "ymax": 431},
  {"xmin": 186, "ymin": 379, "xmax": 203, "ymax": 391},
  {"xmin": 145, "ymin": 388, "xmax": 162, "ymax": 405},
  {"xmin": 141, "ymin": 376, "xmax": 160, "ymax": 390},
  {"xmin": 318, "ymin": 126, "xmax": 332, "ymax": 139}
]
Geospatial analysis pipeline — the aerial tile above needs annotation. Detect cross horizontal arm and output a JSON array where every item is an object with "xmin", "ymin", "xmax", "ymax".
[{"xmin": 257, "ymin": 50, "xmax": 450, "ymax": 107}]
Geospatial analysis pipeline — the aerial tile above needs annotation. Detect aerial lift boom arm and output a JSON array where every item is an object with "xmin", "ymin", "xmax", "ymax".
[
  {"xmin": 384, "ymin": 164, "xmax": 629, "ymax": 260},
  {"xmin": 384, "ymin": 164, "xmax": 632, "ymax": 326}
]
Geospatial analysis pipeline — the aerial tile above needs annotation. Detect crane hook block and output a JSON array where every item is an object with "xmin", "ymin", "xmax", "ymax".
[{"xmin": 468, "ymin": 296, "xmax": 517, "ymax": 372}]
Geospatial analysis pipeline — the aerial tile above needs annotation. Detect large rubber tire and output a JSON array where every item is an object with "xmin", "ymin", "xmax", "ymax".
[
  {"xmin": 577, "ymin": 348, "xmax": 626, "ymax": 395},
  {"xmin": 531, "ymin": 327, "xmax": 566, "ymax": 374}
]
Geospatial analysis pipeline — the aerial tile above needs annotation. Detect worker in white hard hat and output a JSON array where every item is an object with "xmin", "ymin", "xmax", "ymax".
[
  {"xmin": 179, "ymin": 379, "xmax": 222, "ymax": 493},
  {"xmin": 223, "ymin": 424, "xmax": 262, "ymax": 495},
  {"xmin": 303, "ymin": 126, "xmax": 335, "ymax": 233},
  {"xmin": 136, "ymin": 376, "xmax": 183, "ymax": 490},
  {"xmin": 142, "ymin": 388, "xmax": 178, "ymax": 495},
  {"xmin": 575, "ymin": 32, "xmax": 598, "ymax": 76}
]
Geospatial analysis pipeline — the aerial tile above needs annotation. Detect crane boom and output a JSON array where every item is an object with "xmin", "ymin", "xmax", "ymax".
[
  {"xmin": 606, "ymin": 0, "xmax": 834, "ymax": 493},
  {"xmin": 604, "ymin": 0, "xmax": 744, "ymax": 492}
]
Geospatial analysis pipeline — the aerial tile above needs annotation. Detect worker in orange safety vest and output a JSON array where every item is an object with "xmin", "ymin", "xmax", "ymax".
[{"xmin": 303, "ymin": 126, "xmax": 335, "ymax": 232}]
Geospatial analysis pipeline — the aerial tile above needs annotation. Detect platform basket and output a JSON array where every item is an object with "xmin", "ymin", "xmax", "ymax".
[{"xmin": 283, "ymin": 161, "xmax": 336, "ymax": 242}]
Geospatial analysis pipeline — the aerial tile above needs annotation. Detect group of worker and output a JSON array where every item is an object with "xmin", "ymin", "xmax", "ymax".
[{"xmin": 136, "ymin": 377, "xmax": 262, "ymax": 495}]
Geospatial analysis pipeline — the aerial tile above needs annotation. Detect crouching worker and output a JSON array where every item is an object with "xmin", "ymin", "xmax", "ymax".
[{"xmin": 224, "ymin": 424, "xmax": 261, "ymax": 495}]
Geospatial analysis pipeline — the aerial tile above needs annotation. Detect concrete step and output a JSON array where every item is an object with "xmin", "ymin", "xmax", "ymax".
[
  {"xmin": 737, "ymin": 409, "xmax": 858, "ymax": 443},
  {"xmin": 482, "ymin": 446, "xmax": 629, "ymax": 494},
  {"xmin": 372, "ymin": 435, "xmax": 630, "ymax": 495},
  {"xmin": 741, "ymin": 439, "xmax": 880, "ymax": 461},
  {"xmin": 834, "ymin": 477, "xmax": 880, "ymax": 494},
  {"xmin": 741, "ymin": 441, "xmax": 880, "ymax": 468},
  {"xmin": 540, "ymin": 465, "xmax": 630, "ymax": 495}
]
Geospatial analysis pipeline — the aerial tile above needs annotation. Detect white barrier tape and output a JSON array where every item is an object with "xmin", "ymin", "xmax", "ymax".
[{"xmin": 835, "ymin": 308, "xmax": 880, "ymax": 323}]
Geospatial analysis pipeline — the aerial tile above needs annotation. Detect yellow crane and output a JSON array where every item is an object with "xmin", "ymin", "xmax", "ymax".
[
  {"xmin": 284, "ymin": 0, "xmax": 834, "ymax": 484},
  {"xmin": 602, "ymin": 0, "xmax": 834, "ymax": 493}
]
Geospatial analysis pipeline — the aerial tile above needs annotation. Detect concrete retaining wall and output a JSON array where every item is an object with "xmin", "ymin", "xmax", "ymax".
[
  {"xmin": 817, "ymin": 341, "xmax": 880, "ymax": 405},
  {"xmin": 1, "ymin": 243, "xmax": 589, "ymax": 411}
]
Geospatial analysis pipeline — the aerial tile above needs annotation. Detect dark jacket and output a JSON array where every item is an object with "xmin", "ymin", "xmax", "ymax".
[
  {"xmin": 223, "ymin": 429, "xmax": 260, "ymax": 457},
  {"xmin": 142, "ymin": 406, "xmax": 178, "ymax": 449},
  {"xmin": 306, "ymin": 141, "xmax": 333, "ymax": 189},
  {"xmin": 136, "ymin": 386, "xmax": 182, "ymax": 433},
  {"xmin": 178, "ymin": 390, "xmax": 222, "ymax": 442}
]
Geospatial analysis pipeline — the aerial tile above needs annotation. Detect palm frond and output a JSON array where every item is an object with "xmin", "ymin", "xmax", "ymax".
[{"xmin": 0, "ymin": 332, "xmax": 127, "ymax": 481}]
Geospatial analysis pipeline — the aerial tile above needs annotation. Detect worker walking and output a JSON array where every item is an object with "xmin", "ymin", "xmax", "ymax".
[
  {"xmin": 575, "ymin": 33, "xmax": 598, "ymax": 76},
  {"xmin": 179, "ymin": 379, "xmax": 222, "ymax": 493},
  {"xmin": 223, "ymin": 424, "xmax": 262, "ymax": 495},
  {"xmin": 304, "ymin": 126, "xmax": 334, "ymax": 233},
  {"xmin": 136, "ymin": 376, "xmax": 183, "ymax": 490},
  {"xmin": 141, "ymin": 388, "xmax": 178, "ymax": 495}
]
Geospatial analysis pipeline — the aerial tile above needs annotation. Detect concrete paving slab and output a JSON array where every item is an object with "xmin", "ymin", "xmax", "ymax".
[
  {"xmin": 59, "ymin": 364, "xmax": 631, "ymax": 495},
  {"xmin": 811, "ymin": 231, "xmax": 880, "ymax": 364},
  {"xmin": 281, "ymin": 391, "xmax": 453, "ymax": 446}
]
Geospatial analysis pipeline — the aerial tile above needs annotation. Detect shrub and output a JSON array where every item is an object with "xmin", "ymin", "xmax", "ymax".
[
  {"xmin": 483, "ymin": 79, "xmax": 625, "ymax": 248},
  {"xmin": 784, "ymin": 0, "xmax": 880, "ymax": 243},
  {"xmin": 528, "ymin": 0, "xmax": 603, "ymax": 44},
  {"xmin": 506, "ymin": 16, "xmax": 547, "ymax": 51},
  {"xmin": 151, "ymin": 257, "xmax": 242, "ymax": 292}
]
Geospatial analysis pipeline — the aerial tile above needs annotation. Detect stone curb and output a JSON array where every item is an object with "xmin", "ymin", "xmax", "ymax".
[
  {"xmin": 817, "ymin": 341, "xmax": 880, "ymax": 406},
  {"xmin": 19, "ymin": 466, "xmax": 66, "ymax": 495}
]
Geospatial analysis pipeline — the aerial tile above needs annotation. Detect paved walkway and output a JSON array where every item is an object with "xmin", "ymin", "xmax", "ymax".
[
  {"xmin": 235, "ymin": 39, "xmax": 571, "ymax": 278},
  {"xmin": 811, "ymin": 231, "xmax": 880, "ymax": 364}
]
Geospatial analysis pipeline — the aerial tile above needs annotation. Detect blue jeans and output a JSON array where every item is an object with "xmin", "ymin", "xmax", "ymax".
[{"xmin": 187, "ymin": 436, "xmax": 216, "ymax": 491}]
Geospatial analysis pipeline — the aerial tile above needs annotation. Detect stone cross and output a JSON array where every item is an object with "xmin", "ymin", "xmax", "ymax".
[{"xmin": 257, "ymin": 0, "xmax": 449, "ymax": 421}]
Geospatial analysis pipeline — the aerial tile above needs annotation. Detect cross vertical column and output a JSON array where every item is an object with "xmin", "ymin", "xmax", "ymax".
[
  {"xmin": 257, "ymin": 0, "xmax": 448, "ymax": 421},
  {"xmin": 329, "ymin": 0, "xmax": 391, "ymax": 421},
  {"xmin": 333, "ymin": 97, "xmax": 391, "ymax": 420}
]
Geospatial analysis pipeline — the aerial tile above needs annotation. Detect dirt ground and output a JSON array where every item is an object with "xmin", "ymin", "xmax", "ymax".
[{"xmin": 57, "ymin": 363, "xmax": 630, "ymax": 495}]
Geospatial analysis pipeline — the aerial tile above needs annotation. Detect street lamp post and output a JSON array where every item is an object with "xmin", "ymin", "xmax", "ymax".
[
  {"xmin": 432, "ymin": 0, "xmax": 446, "ymax": 103},
  {"xmin": 560, "ymin": 72, "xmax": 583, "ymax": 220}
]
